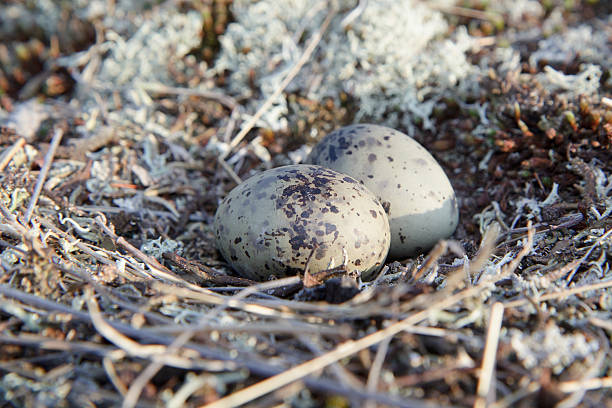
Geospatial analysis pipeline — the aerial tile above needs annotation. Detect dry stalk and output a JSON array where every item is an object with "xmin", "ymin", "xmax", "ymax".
[
  {"xmin": 0, "ymin": 136, "xmax": 26, "ymax": 172},
  {"xmin": 558, "ymin": 376, "xmax": 612, "ymax": 393},
  {"xmin": 24, "ymin": 126, "xmax": 65, "ymax": 224},
  {"xmin": 140, "ymin": 83, "xmax": 237, "ymax": 110},
  {"xmin": 474, "ymin": 302, "xmax": 505, "ymax": 408},
  {"xmin": 364, "ymin": 336, "xmax": 391, "ymax": 408}
]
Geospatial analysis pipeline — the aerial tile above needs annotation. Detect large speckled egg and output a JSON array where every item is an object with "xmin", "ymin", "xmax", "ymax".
[
  {"xmin": 214, "ymin": 164, "xmax": 390, "ymax": 281},
  {"xmin": 306, "ymin": 124, "xmax": 458, "ymax": 259}
]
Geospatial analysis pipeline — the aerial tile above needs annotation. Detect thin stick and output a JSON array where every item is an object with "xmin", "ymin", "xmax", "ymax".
[
  {"xmin": 426, "ymin": 3, "xmax": 502, "ymax": 22},
  {"xmin": 0, "ymin": 137, "xmax": 26, "ymax": 172},
  {"xmin": 364, "ymin": 336, "xmax": 391, "ymax": 408},
  {"xmin": 340, "ymin": 0, "xmax": 368, "ymax": 28},
  {"xmin": 565, "ymin": 228, "xmax": 612, "ymax": 285},
  {"xmin": 217, "ymin": 156, "xmax": 242, "ymax": 184},
  {"xmin": 412, "ymin": 240, "xmax": 446, "ymax": 281},
  {"xmin": 225, "ymin": 8, "xmax": 337, "ymax": 153},
  {"xmin": 103, "ymin": 357, "xmax": 128, "ymax": 396},
  {"xmin": 474, "ymin": 302, "xmax": 504, "ymax": 408},
  {"xmin": 505, "ymin": 279, "xmax": 612, "ymax": 308},
  {"xmin": 24, "ymin": 127, "xmax": 64, "ymax": 223},
  {"xmin": 140, "ymin": 83, "xmax": 237, "ymax": 110},
  {"xmin": 558, "ymin": 376, "xmax": 612, "ymax": 393}
]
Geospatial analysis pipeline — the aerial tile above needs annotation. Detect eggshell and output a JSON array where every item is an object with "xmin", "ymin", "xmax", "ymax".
[
  {"xmin": 214, "ymin": 164, "xmax": 390, "ymax": 281},
  {"xmin": 307, "ymin": 124, "xmax": 458, "ymax": 258}
]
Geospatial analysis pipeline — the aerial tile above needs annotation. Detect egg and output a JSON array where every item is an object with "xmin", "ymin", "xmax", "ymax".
[
  {"xmin": 306, "ymin": 124, "xmax": 458, "ymax": 259},
  {"xmin": 214, "ymin": 164, "xmax": 391, "ymax": 281}
]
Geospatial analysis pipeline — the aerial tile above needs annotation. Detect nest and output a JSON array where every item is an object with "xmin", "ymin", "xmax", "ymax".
[{"xmin": 1, "ymin": 0, "xmax": 611, "ymax": 407}]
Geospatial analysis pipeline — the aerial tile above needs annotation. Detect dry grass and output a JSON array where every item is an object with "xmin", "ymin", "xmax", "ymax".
[{"xmin": 1, "ymin": 1, "xmax": 611, "ymax": 407}]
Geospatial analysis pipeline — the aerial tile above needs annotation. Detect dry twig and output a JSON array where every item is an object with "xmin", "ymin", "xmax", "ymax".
[{"xmin": 24, "ymin": 126, "xmax": 65, "ymax": 223}]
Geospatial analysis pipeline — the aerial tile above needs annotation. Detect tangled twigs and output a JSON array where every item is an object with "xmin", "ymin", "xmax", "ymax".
[
  {"xmin": 162, "ymin": 252, "xmax": 303, "ymax": 297},
  {"xmin": 93, "ymin": 215, "xmax": 185, "ymax": 284},
  {"xmin": 202, "ymin": 223, "xmax": 536, "ymax": 408}
]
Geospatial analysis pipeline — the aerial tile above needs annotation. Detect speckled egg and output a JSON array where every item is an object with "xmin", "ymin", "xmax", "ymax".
[
  {"xmin": 214, "ymin": 164, "xmax": 391, "ymax": 281},
  {"xmin": 306, "ymin": 124, "xmax": 458, "ymax": 259}
]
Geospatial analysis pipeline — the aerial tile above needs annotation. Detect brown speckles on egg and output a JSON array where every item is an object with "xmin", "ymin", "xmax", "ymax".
[{"xmin": 214, "ymin": 164, "xmax": 390, "ymax": 281}]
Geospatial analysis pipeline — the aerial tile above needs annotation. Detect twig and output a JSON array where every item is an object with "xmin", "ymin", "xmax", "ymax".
[
  {"xmin": 24, "ymin": 126, "xmax": 65, "ymax": 223},
  {"xmin": 103, "ymin": 356, "xmax": 128, "ymax": 396},
  {"xmin": 505, "ymin": 227, "xmax": 612, "ymax": 308},
  {"xmin": 123, "ymin": 363, "xmax": 166, "ymax": 408},
  {"xmin": 151, "ymin": 320, "xmax": 350, "ymax": 337},
  {"xmin": 162, "ymin": 252, "xmax": 258, "ymax": 287},
  {"xmin": 504, "ymin": 278, "xmax": 612, "ymax": 308},
  {"xmin": 0, "ymin": 333, "xmax": 118, "ymax": 357},
  {"xmin": 340, "ymin": 0, "xmax": 368, "ymax": 28},
  {"xmin": 0, "ymin": 137, "xmax": 26, "ymax": 172},
  {"xmin": 558, "ymin": 376, "xmax": 612, "ymax": 393},
  {"xmin": 0, "ymin": 201, "xmax": 30, "ymax": 237},
  {"xmin": 364, "ymin": 336, "xmax": 391, "ymax": 408},
  {"xmin": 217, "ymin": 157, "xmax": 243, "ymax": 184},
  {"xmin": 405, "ymin": 222, "xmax": 502, "ymax": 314},
  {"xmin": 167, "ymin": 374, "xmax": 215, "ymax": 408},
  {"xmin": 499, "ymin": 220, "xmax": 534, "ymax": 276},
  {"xmin": 412, "ymin": 240, "xmax": 447, "ymax": 281},
  {"xmin": 225, "ymin": 7, "xmax": 337, "ymax": 154},
  {"xmin": 300, "ymin": 337, "xmax": 364, "ymax": 390},
  {"xmin": 565, "ymin": 228, "xmax": 612, "ymax": 284},
  {"xmin": 426, "ymin": 2, "xmax": 502, "ymax": 23},
  {"xmin": 474, "ymin": 302, "xmax": 505, "ymax": 408},
  {"xmin": 445, "ymin": 222, "xmax": 501, "ymax": 291},
  {"xmin": 152, "ymin": 280, "xmax": 305, "ymax": 320},
  {"xmin": 140, "ymin": 82, "xmax": 237, "ymax": 110}
]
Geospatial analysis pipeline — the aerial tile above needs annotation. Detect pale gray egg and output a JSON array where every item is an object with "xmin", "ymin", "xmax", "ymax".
[
  {"xmin": 306, "ymin": 124, "xmax": 458, "ymax": 259},
  {"xmin": 214, "ymin": 164, "xmax": 390, "ymax": 281}
]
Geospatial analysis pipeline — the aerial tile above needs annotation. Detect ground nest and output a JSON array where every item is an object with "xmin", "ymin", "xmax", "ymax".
[{"xmin": 0, "ymin": 1, "xmax": 611, "ymax": 407}]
